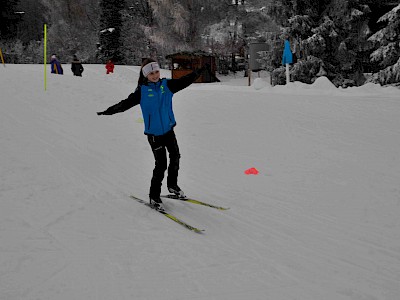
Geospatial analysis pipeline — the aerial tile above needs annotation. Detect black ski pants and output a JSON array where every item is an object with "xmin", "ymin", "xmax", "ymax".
[{"xmin": 147, "ymin": 129, "xmax": 180, "ymax": 198}]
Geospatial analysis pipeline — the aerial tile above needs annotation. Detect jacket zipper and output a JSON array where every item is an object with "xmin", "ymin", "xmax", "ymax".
[
  {"xmin": 147, "ymin": 115, "xmax": 151, "ymax": 131},
  {"xmin": 156, "ymin": 82, "xmax": 165, "ymax": 134}
]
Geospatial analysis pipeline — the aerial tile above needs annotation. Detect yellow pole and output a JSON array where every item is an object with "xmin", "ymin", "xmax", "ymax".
[
  {"xmin": 0, "ymin": 48, "xmax": 5, "ymax": 67},
  {"xmin": 44, "ymin": 24, "xmax": 47, "ymax": 91}
]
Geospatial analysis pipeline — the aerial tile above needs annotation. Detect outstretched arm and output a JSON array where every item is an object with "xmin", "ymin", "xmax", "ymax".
[
  {"xmin": 97, "ymin": 88, "xmax": 141, "ymax": 115},
  {"xmin": 167, "ymin": 66, "xmax": 209, "ymax": 94}
]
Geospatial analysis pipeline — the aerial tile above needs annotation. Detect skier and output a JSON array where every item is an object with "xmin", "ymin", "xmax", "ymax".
[
  {"xmin": 71, "ymin": 55, "xmax": 84, "ymax": 76},
  {"xmin": 97, "ymin": 58, "xmax": 208, "ymax": 210},
  {"xmin": 50, "ymin": 54, "xmax": 63, "ymax": 75}
]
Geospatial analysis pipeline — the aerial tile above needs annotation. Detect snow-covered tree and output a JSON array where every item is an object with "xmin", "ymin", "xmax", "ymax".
[
  {"xmin": 147, "ymin": 0, "xmax": 192, "ymax": 54},
  {"xmin": 15, "ymin": 0, "xmax": 47, "ymax": 43},
  {"xmin": 98, "ymin": 0, "xmax": 125, "ymax": 63},
  {"xmin": 0, "ymin": 0, "xmax": 21, "ymax": 40},
  {"xmin": 266, "ymin": 0, "xmax": 375, "ymax": 86},
  {"xmin": 367, "ymin": 4, "xmax": 400, "ymax": 86},
  {"xmin": 40, "ymin": 0, "xmax": 100, "ymax": 63},
  {"xmin": 121, "ymin": 0, "xmax": 155, "ymax": 64},
  {"xmin": 144, "ymin": 0, "xmax": 232, "ymax": 56}
]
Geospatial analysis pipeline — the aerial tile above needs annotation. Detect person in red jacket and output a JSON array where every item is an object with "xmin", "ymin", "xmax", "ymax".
[{"xmin": 105, "ymin": 59, "xmax": 114, "ymax": 74}]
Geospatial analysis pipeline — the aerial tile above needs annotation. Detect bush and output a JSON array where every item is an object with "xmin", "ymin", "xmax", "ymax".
[
  {"xmin": 291, "ymin": 56, "xmax": 323, "ymax": 84},
  {"xmin": 271, "ymin": 56, "xmax": 323, "ymax": 85}
]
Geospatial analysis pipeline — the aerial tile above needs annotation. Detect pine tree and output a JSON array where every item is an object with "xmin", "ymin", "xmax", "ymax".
[
  {"xmin": 0, "ymin": 0, "xmax": 21, "ymax": 40},
  {"xmin": 367, "ymin": 4, "xmax": 400, "ymax": 85},
  {"xmin": 268, "ymin": 0, "xmax": 375, "ymax": 86},
  {"xmin": 40, "ymin": 0, "xmax": 100, "ymax": 63},
  {"xmin": 122, "ymin": 0, "xmax": 155, "ymax": 64},
  {"xmin": 98, "ymin": 0, "xmax": 125, "ymax": 63},
  {"xmin": 14, "ymin": 0, "xmax": 47, "ymax": 43}
]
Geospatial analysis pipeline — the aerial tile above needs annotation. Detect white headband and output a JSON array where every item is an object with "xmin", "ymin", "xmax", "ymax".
[{"xmin": 142, "ymin": 62, "xmax": 160, "ymax": 77}]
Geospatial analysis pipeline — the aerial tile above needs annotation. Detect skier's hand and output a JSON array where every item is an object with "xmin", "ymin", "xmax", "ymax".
[{"xmin": 97, "ymin": 111, "xmax": 105, "ymax": 115}]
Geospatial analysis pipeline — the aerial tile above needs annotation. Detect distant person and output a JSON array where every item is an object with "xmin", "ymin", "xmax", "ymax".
[
  {"xmin": 50, "ymin": 54, "xmax": 63, "ymax": 75},
  {"xmin": 71, "ymin": 55, "xmax": 84, "ymax": 76},
  {"xmin": 105, "ymin": 59, "xmax": 114, "ymax": 74}
]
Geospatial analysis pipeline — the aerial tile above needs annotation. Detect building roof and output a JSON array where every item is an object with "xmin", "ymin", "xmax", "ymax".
[{"xmin": 166, "ymin": 51, "xmax": 214, "ymax": 59}]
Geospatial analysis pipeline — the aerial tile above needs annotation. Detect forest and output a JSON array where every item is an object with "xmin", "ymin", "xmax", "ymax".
[{"xmin": 1, "ymin": 0, "xmax": 399, "ymax": 87}]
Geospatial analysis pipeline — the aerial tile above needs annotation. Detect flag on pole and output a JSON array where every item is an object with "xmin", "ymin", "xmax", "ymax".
[
  {"xmin": 282, "ymin": 40, "xmax": 293, "ymax": 65},
  {"xmin": 282, "ymin": 39, "xmax": 293, "ymax": 84}
]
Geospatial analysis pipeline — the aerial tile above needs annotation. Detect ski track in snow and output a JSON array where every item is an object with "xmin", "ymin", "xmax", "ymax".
[{"xmin": 1, "ymin": 64, "xmax": 400, "ymax": 299}]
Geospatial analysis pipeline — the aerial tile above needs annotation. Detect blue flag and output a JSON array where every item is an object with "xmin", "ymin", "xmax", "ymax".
[{"xmin": 282, "ymin": 40, "xmax": 293, "ymax": 65}]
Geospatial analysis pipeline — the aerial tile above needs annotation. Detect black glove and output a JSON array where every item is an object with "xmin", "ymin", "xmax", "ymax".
[{"xmin": 97, "ymin": 111, "xmax": 104, "ymax": 115}]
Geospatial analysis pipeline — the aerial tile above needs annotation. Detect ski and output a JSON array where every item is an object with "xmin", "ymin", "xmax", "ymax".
[
  {"xmin": 160, "ymin": 194, "xmax": 229, "ymax": 210},
  {"xmin": 130, "ymin": 195, "xmax": 204, "ymax": 233}
]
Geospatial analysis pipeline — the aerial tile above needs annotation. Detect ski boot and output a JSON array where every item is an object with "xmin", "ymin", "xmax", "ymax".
[
  {"xmin": 168, "ymin": 186, "xmax": 186, "ymax": 199},
  {"xmin": 149, "ymin": 196, "xmax": 165, "ymax": 211}
]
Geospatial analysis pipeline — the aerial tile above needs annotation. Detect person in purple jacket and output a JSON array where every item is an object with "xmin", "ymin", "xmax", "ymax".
[
  {"xmin": 50, "ymin": 54, "xmax": 63, "ymax": 75},
  {"xmin": 97, "ymin": 58, "xmax": 208, "ymax": 210}
]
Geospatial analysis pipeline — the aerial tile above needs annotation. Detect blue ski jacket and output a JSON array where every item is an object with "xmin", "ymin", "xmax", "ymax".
[
  {"xmin": 140, "ymin": 79, "xmax": 175, "ymax": 136},
  {"xmin": 98, "ymin": 67, "xmax": 206, "ymax": 136}
]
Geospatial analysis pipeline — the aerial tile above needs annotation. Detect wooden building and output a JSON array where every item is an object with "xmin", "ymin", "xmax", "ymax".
[{"xmin": 166, "ymin": 51, "xmax": 219, "ymax": 83}]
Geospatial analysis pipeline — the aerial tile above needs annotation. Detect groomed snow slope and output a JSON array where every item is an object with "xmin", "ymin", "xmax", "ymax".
[{"xmin": 1, "ymin": 64, "xmax": 400, "ymax": 300}]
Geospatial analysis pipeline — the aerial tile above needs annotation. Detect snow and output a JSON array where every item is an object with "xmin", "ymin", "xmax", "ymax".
[
  {"xmin": 378, "ymin": 4, "xmax": 400, "ymax": 23},
  {"xmin": 252, "ymin": 77, "xmax": 266, "ymax": 90},
  {"xmin": 1, "ymin": 64, "xmax": 400, "ymax": 300}
]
